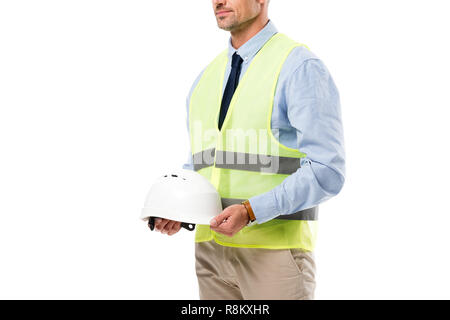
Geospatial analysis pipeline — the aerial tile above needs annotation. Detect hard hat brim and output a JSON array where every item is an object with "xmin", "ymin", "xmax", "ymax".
[{"xmin": 140, "ymin": 207, "xmax": 213, "ymax": 225}]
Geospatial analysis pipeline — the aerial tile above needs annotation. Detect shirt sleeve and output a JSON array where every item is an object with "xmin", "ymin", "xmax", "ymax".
[
  {"xmin": 182, "ymin": 68, "xmax": 206, "ymax": 171},
  {"xmin": 249, "ymin": 58, "xmax": 346, "ymax": 224}
]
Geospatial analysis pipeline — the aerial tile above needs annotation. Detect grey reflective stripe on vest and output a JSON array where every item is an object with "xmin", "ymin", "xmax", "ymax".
[
  {"xmin": 193, "ymin": 149, "xmax": 301, "ymax": 174},
  {"xmin": 275, "ymin": 207, "xmax": 318, "ymax": 221},
  {"xmin": 215, "ymin": 151, "xmax": 301, "ymax": 175},
  {"xmin": 192, "ymin": 148, "xmax": 216, "ymax": 171},
  {"xmin": 221, "ymin": 198, "xmax": 318, "ymax": 221}
]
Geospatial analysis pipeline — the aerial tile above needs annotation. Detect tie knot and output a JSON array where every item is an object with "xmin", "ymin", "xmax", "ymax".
[{"xmin": 231, "ymin": 52, "xmax": 243, "ymax": 69}]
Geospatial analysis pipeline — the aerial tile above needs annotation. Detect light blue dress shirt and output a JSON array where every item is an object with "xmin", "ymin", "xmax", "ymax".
[{"xmin": 183, "ymin": 20, "xmax": 346, "ymax": 224}]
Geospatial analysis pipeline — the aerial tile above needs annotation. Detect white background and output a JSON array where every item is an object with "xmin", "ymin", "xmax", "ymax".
[{"xmin": 1, "ymin": 0, "xmax": 449, "ymax": 299}]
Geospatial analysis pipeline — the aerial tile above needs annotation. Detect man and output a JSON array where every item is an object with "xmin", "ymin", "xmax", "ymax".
[{"xmin": 153, "ymin": 0, "xmax": 345, "ymax": 300}]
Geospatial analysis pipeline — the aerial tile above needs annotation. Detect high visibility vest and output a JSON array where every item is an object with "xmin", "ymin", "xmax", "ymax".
[{"xmin": 189, "ymin": 33, "xmax": 318, "ymax": 250}]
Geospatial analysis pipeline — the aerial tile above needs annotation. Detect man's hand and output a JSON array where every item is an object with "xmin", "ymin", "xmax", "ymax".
[
  {"xmin": 153, "ymin": 218, "xmax": 182, "ymax": 236},
  {"xmin": 210, "ymin": 204, "xmax": 250, "ymax": 237}
]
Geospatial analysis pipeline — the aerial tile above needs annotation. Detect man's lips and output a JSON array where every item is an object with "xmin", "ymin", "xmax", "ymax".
[{"xmin": 216, "ymin": 10, "xmax": 232, "ymax": 16}]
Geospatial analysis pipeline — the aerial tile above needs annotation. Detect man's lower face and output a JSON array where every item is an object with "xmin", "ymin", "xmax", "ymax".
[{"xmin": 217, "ymin": 15, "xmax": 238, "ymax": 30}]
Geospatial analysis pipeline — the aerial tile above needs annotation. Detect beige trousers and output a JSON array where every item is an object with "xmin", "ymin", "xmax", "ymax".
[{"xmin": 195, "ymin": 240, "xmax": 316, "ymax": 300}]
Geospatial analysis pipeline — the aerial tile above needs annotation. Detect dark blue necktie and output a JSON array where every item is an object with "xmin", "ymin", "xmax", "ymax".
[{"xmin": 218, "ymin": 52, "xmax": 243, "ymax": 131}]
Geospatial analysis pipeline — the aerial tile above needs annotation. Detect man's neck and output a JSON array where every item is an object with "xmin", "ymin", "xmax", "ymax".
[{"xmin": 230, "ymin": 18, "xmax": 269, "ymax": 50}]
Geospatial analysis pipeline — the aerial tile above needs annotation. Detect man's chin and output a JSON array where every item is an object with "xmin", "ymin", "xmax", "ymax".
[{"xmin": 217, "ymin": 23, "xmax": 235, "ymax": 31}]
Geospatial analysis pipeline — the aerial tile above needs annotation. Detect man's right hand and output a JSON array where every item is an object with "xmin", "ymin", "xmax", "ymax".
[{"xmin": 153, "ymin": 218, "xmax": 182, "ymax": 236}]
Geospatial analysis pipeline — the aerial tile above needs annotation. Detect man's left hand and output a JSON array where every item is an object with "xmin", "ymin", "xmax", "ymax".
[{"xmin": 210, "ymin": 204, "xmax": 250, "ymax": 237}]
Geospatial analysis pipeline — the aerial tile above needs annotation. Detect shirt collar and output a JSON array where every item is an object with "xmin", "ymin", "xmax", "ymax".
[{"xmin": 227, "ymin": 19, "xmax": 278, "ymax": 64}]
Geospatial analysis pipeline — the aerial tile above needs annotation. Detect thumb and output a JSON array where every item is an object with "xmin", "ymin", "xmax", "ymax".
[{"xmin": 210, "ymin": 210, "xmax": 232, "ymax": 227}]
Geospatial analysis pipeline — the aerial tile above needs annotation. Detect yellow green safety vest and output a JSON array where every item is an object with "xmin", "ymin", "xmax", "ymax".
[{"xmin": 189, "ymin": 33, "xmax": 318, "ymax": 250}]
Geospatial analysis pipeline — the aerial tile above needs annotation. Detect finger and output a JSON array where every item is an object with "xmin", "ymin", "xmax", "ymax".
[
  {"xmin": 154, "ymin": 218, "xmax": 163, "ymax": 230},
  {"xmin": 153, "ymin": 218, "xmax": 162, "ymax": 229},
  {"xmin": 163, "ymin": 220, "xmax": 176, "ymax": 234},
  {"xmin": 211, "ymin": 225, "xmax": 233, "ymax": 237},
  {"xmin": 211, "ymin": 225, "xmax": 232, "ymax": 236},
  {"xmin": 211, "ymin": 213, "xmax": 240, "ymax": 236},
  {"xmin": 168, "ymin": 222, "xmax": 181, "ymax": 236},
  {"xmin": 211, "ymin": 218, "xmax": 233, "ymax": 235},
  {"xmin": 155, "ymin": 218, "xmax": 169, "ymax": 232},
  {"xmin": 210, "ymin": 210, "xmax": 233, "ymax": 228}
]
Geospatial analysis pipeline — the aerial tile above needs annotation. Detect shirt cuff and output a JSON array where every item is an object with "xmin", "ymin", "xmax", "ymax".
[{"xmin": 249, "ymin": 190, "xmax": 280, "ymax": 224}]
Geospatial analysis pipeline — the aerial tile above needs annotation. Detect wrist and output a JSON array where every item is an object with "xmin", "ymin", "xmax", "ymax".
[
  {"xmin": 241, "ymin": 200, "xmax": 256, "ymax": 223},
  {"xmin": 240, "ymin": 204, "xmax": 250, "ymax": 224}
]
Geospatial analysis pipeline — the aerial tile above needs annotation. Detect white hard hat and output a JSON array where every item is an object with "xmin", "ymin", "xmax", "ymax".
[{"xmin": 140, "ymin": 169, "xmax": 222, "ymax": 229}]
